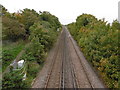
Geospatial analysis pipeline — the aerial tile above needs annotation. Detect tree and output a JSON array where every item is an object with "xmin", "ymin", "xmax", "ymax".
[
  {"xmin": 112, "ymin": 20, "xmax": 120, "ymax": 30},
  {"xmin": 76, "ymin": 14, "xmax": 97, "ymax": 30},
  {"xmin": 2, "ymin": 16, "xmax": 26, "ymax": 41},
  {"xmin": 1, "ymin": 5, "xmax": 10, "ymax": 17},
  {"xmin": 19, "ymin": 9, "xmax": 39, "ymax": 35},
  {"xmin": 40, "ymin": 11, "xmax": 61, "ymax": 31},
  {"xmin": 67, "ymin": 14, "xmax": 119, "ymax": 88}
]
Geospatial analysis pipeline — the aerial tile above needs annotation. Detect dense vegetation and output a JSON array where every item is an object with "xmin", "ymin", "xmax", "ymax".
[
  {"xmin": 2, "ymin": 41, "xmax": 25, "ymax": 71},
  {"xmin": 2, "ymin": 5, "xmax": 61, "ymax": 89},
  {"xmin": 67, "ymin": 14, "xmax": 119, "ymax": 88}
]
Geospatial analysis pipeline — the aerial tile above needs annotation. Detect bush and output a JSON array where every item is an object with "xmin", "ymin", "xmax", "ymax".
[
  {"xmin": 22, "ymin": 42, "xmax": 45, "ymax": 64},
  {"xmin": 27, "ymin": 61, "xmax": 40, "ymax": 78},
  {"xmin": 2, "ymin": 71, "xmax": 29, "ymax": 89}
]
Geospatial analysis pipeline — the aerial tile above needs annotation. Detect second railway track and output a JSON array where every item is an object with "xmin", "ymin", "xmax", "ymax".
[{"xmin": 32, "ymin": 26, "xmax": 105, "ymax": 89}]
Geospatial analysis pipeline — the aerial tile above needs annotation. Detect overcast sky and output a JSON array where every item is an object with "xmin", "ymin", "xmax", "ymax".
[{"xmin": 0, "ymin": 0, "xmax": 119, "ymax": 24}]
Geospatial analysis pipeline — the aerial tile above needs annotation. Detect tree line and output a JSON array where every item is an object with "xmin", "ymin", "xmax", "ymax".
[
  {"xmin": 67, "ymin": 14, "xmax": 119, "ymax": 88},
  {"xmin": 2, "ymin": 5, "xmax": 61, "ymax": 41},
  {"xmin": 2, "ymin": 5, "xmax": 61, "ymax": 89}
]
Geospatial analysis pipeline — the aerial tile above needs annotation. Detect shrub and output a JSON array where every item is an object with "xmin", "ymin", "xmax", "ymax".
[{"xmin": 2, "ymin": 71, "xmax": 29, "ymax": 89}]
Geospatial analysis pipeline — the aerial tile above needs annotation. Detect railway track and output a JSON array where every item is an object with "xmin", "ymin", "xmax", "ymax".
[
  {"xmin": 60, "ymin": 28, "xmax": 65, "ymax": 89},
  {"xmin": 44, "ymin": 30, "xmax": 64, "ymax": 89},
  {"xmin": 32, "ymin": 26, "xmax": 105, "ymax": 89},
  {"xmin": 65, "ymin": 28, "xmax": 93, "ymax": 88},
  {"xmin": 44, "ymin": 27, "xmax": 80, "ymax": 89},
  {"xmin": 66, "ymin": 31, "xmax": 80, "ymax": 89},
  {"xmin": 65, "ymin": 27, "xmax": 105, "ymax": 88},
  {"xmin": 63, "ymin": 29, "xmax": 79, "ymax": 89}
]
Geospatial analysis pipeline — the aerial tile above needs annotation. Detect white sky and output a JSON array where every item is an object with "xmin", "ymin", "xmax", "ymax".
[{"xmin": 0, "ymin": 0, "xmax": 119, "ymax": 25}]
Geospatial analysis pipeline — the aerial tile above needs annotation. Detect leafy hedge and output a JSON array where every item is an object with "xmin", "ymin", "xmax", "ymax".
[{"xmin": 67, "ymin": 14, "xmax": 119, "ymax": 88}]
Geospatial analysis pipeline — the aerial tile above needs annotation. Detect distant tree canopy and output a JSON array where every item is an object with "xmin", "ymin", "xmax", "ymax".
[
  {"xmin": 40, "ymin": 11, "xmax": 61, "ymax": 30},
  {"xmin": 19, "ymin": 9, "xmax": 39, "ymax": 34},
  {"xmin": 2, "ymin": 5, "xmax": 26, "ymax": 41},
  {"xmin": 112, "ymin": 20, "xmax": 120, "ymax": 30},
  {"xmin": 76, "ymin": 14, "xmax": 97, "ymax": 29},
  {"xmin": 2, "ymin": 16, "xmax": 26, "ymax": 41},
  {"xmin": 2, "ymin": 5, "xmax": 61, "ymax": 41}
]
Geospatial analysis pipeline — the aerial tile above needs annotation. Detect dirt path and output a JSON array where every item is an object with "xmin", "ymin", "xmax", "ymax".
[
  {"xmin": 32, "ymin": 26, "xmax": 105, "ymax": 88},
  {"xmin": 3, "ymin": 43, "xmax": 29, "ymax": 76}
]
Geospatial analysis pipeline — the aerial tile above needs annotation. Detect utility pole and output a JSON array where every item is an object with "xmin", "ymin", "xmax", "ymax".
[{"xmin": 118, "ymin": 1, "xmax": 120, "ymax": 23}]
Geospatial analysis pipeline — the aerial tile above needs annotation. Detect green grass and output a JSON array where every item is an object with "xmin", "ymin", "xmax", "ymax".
[{"xmin": 2, "ymin": 40, "xmax": 25, "ymax": 72}]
